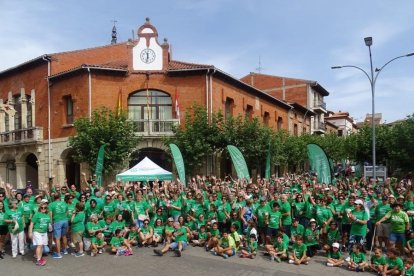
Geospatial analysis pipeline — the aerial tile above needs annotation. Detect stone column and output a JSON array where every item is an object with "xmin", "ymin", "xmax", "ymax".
[
  {"xmin": 31, "ymin": 89, "xmax": 36, "ymax": 127},
  {"xmin": 0, "ymin": 99, "xmax": 5, "ymax": 133},
  {"xmin": 56, "ymin": 159, "xmax": 65, "ymax": 185},
  {"xmin": 0, "ymin": 162, "xmax": 7, "ymax": 184},
  {"xmin": 15, "ymin": 161, "xmax": 26, "ymax": 188},
  {"xmin": 8, "ymin": 91, "xmax": 14, "ymax": 132},
  {"xmin": 20, "ymin": 88, "xmax": 27, "ymax": 129}
]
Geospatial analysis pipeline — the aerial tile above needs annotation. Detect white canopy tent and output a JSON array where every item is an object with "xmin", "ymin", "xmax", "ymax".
[{"xmin": 116, "ymin": 156, "xmax": 173, "ymax": 182}]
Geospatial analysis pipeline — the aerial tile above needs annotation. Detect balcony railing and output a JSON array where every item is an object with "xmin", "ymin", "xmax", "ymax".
[
  {"xmin": 0, "ymin": 127, "xmax": 43, "ymax": 145},
  {"xmin": 314, "ymin": 101, "xmax": 327, "ymax": 111},
  {"xmin": 132, "ymin": 119, "xmax": 179, "ymax": 136},
  {"xmin": 313, "ymin": 122, "xmax": 326, "ymax": 134}
]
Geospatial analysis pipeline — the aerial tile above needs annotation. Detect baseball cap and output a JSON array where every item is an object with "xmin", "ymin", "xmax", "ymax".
[
  {"xmin": 41, "ymin": 199, "xmax": 49, "ymax": 203},
  {"xmin": 260, "ymin": 196, "xmax": 267, "ymax": 202},
  {"xmin": 355, "ymin": 199, "xmax": 364, "ymax": 205},
  {"xmin": 167, "ymin": 217, "xmax": 174, "ymax": 222},
  {"xmin": 332, "ymin": 242, "xmax": 340, "ymax": 249},
  {"xmin": 309, "ymin": 218, "xmax": 316, "ymax": 223},
  {"xmin": 388, "ymin": 194, "xmax": 395, "ymax": 198}
]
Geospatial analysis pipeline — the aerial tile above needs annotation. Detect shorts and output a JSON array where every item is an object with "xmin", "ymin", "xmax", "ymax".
[
  {"xmin": 376, "ymin": 223, "xmax": 391, "ymax": 238},
  {"xmin": 53, "ymin": 220, "xmax": 69, "ymax": 238},
  {"xmin": 266, "ymin": 227, "xmax": 279, "ymax": 237},
  {"xmin": 72, "ymin": 231, "xmax": 84, "ymax": 244},
  {"xmin": 389, "ymin": 232, "xmax": 405, "ymax": 243},
  {"xmin": 0, "ymin": 225, "xmax": 8, "ymax": 235},
  {"xmin": 83, "ymin": 237, "xmax": 91, "ymax": 251},
  {"xmin": 349, "ymin": 235, "xmax": 365, "ymax": 248},
  {"xmin": 257, "ymin": 226, "xmax": 267, "ymax": 235},
  {"xmin": 170, "ymin": 241, "xmax": 188, "ymax": 250},
  {"xmin": 32, "ymin": 232, "xmax": 48, "ymax": 246}
]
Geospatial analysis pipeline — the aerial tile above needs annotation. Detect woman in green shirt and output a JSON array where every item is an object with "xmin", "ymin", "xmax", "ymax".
[
  {"xmin": 70, "ymin": 202, "xmax": 86, "ymax": 257},
  {"xmin": 29, "ymin": 202, "xmax": 51, "ymax": 266}
]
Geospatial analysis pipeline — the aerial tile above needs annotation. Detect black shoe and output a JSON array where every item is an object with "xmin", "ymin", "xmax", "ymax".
[
  {"xmin": 0, "ymin": 252, "xmax": 3, "ymax": 259},
  {"xmin": 153, "ymin": 249, "xmax": 163, "ymax": 256},
  {"xmin": 174, "ymin": 249, "xmax": 181, "ymax": 257}
]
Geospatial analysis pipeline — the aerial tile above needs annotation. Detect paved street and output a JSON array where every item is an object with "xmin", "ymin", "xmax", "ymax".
[{"xmin": 1, "ymin": 246, "xmax": 372, "ymax": 276}]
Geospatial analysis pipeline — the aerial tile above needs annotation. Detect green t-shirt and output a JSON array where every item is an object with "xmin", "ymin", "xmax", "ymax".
[
  {"xmin": 350, "ymin": 209, "xmax": 368, "ymax": 236},
  {"xmin": 247, "ymin": 240, "xmax": 257, "ymax": 252},
  {"xmin": 91, "ymin": 237, "xmax": 105, "ymax": 246},
  {"xmin": 141, "ymin": 225, "xmax": 153, "ymax": 235},
  {"xmin": 315, "ymin": 205, "xmax": 333, "ymax": 226},
  {"xmin": 66, "ymin": 201, "xmax": 76, "ymax": 220},
  {"xmin": 255, "ymin": 204, "xmax": 271, "ymax": 227},
  {"xmin": 350, "ymin": 251, "xmax": 366, "ymax": 264},
  {"xmin": 327, "ymin": 250, "xmax": 341, "ymax": 259},
  {"xmin": 110, "ymin": 236, "xmax": 125, "ymax": 248},
  {"xmin": 304, "ymin": 228, "xmax": 319, "ymax": 246},
  {"xmin": 326, "ymin": 228, "xmax": 340, "ymax": 245},
  {"xmin": 385, "ymin": 257, "xmax": 403, "ymax": 271},
  {"xmin": 71, "ymin": 212, "xmax": 86, "ymax": 233},
  {"xmin": 0, "ymin": 211, "xmax": 5, "ymax": 226},
  {"xmin": 371, "ymin": 255, "xmax": 386, "ymax": 265},
  {"xmin": 32, "ymin": 212, "xmax": 51, "ymax": 233},
  {"xmin": 21, "ymin": 201, "xmax": 34, "ymax": 221},
  {"xmin": 133, "ymin": 200, "xmax": 149, "ymax": 218},
  {"xmin": 219, "ymin": 235, "xmax": 236, "ymax": 249},
  {"xmin": 154, "ymin": 225, "xmax": 164, "ymax": 236},
  {"xmin": 293, "ymin": 243, "xmax": 307, "ymax": 258},
  {"xmin": 5, "ymin": 208, "xmax": 24, "ymax": 233},
  {"xmin": 110, "ymin": 220, "xmax": 125, "ymax": 233},
  {"xmin": 209, "ymin": 228, "xmax": 220, "ymax": 238},
  {"xmin": 293, "ymin": 201, "xmax": 306, "ymax": 217},
  {"xmin": 291, "ymin": 224, "xmax": 305, "ymax": 238},
  {"xmin": 174, "ymin": 226, "xmax": 187, "ymax": 242},
  {"xmin": 405, "ymin": 266, "xmax": 414, "ymax": 276},
  {"xmin": 273, "ymin": 240, "xmax": 288, "ymax": 253},
  {"xmin": 384, "ymin": 211, "xmax": 409, "ymax": 234},
  {"xmin": 169, "ymin": 199, "xmax": 182, "ymax": 217},
  {"xmin": 216, "ymin": 201, "xmax": 231, "ymax": 223},
  {"xmin": 375, "ymin": 203, "xmax": 392, "ymax": 222},
  {"xmin": 268, "ymin": 209, "xmax": 282, "ymax": 229},
  {"xmin": 103, "ymin": 202, "xmax": 116, "ymax": 218},
  {"xmin": 85, "ymin": 221, "xmax": 102, "ymax": 238},
  {"xmin": 49, "ymin": 200, "xmax": 68, "ymax": 223},
  {"xmin": 279, "ymin": 201, "xmax": 292, "ymax": 226}
]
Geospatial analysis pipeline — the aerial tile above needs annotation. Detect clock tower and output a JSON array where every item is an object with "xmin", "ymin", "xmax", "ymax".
[{"xmin": 132, "ymin": 18, "xmax": 168, "ymax": 71}]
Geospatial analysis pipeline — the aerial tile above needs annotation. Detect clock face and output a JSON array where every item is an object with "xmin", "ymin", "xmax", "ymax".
[{"xmin": 140, "ymin": 48, "xmax": 156, "ymax": 64}]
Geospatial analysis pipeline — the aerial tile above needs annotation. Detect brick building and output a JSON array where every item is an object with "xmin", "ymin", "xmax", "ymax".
[
  {"xmin": 0, "ymin": 19, "xmax": 305, "ymax": 189},
  {"xmin": 325, "ymin": 111, "xmax": 358, "ymax": 136},
  {"xmin": 240, "ymin": 73, "xmax": 330, "ymax": 135}
]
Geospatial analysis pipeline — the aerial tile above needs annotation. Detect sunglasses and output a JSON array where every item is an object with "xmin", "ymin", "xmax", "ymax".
[
  {"xmin": 40, "ymin": 207, "xmax": 47, "ymax": 210},
  {"xmin": 144, "ymin": 222, "xmax": 149, "ymax": 225}
]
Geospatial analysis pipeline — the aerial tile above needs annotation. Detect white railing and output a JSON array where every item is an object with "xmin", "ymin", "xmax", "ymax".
[
  {"xmin": 0, "ymin": 127, "xmax": 43, "ymax": 145},
  {"xmin": 132, "ymin": 119, "xmax": 179, "ymax": 136}
]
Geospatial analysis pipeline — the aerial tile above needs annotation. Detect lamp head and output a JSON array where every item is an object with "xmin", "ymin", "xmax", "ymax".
[
  {"xmin": 331, "ymin": 66, "xmax": 342, "ymax": 69},
  {"xmin": 406, "ymin": 52, "xmax": 414, "ymax": 57},
  {"xmin": 364, "ymin": 37, "xmax": 373, "ymax": 47}
]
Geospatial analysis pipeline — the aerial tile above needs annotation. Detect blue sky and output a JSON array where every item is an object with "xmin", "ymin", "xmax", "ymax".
[{"xmin": 1, "ymin": 0, "xmax": 413, "ymax": 122}]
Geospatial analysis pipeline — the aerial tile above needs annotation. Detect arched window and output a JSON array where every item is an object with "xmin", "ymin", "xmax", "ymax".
[{"xmin": 128, "ymin": 90, "xmax": 172, "ymax": 133}]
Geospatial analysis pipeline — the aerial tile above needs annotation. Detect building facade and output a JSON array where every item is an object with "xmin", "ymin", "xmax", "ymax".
[
  {"xmin": 0, "ymin": 19, "xmax": 298, "ymax": 190},
  {"xmin": 325, "ymin": 111, "xmax": 358, "ymax": 136},
  {"xmin": 240, "ymin": 73, "xmax": 330, "ymax": 135}
]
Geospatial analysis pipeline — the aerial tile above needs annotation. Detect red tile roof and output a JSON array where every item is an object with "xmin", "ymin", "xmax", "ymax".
[{"xmin": 168, "ymin": 60, "xmax": 213, "ymax": 70}]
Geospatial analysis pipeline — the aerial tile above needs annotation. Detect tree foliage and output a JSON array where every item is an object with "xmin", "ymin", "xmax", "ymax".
[{"xmin": 68, "ymin": 107, "xmax": 139, "ymax": 177}]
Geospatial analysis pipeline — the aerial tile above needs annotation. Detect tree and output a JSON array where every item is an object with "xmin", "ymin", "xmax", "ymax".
[{"xmin": 68, "ymin": 107, "xmax": 139, "ymax": 178}]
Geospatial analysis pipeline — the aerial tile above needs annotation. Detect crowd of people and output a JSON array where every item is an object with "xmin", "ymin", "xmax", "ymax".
[{"xmin": 0, "ymin": 172, "xmax": 413, "ymax": 275}]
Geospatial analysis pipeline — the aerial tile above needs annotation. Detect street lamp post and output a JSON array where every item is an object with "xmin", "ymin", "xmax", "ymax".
[{"xmin": 332, "ymin": 37, "xmax": 414, "ymax": 181}]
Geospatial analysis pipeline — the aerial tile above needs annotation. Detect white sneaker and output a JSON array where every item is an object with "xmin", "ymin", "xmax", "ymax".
[
  {"xmin": 69, "ymin": 242, "xmax": 75, "ymax": 248},
  {"xmin": 98, "ymin": 249, "xmax": 103, "ymax": 254},
  {"xmin": 327, "ymin": 263, "xmax": 334, "ymax": 267},
  {"xmin": 289, "ymin": 259, "xmax": 294, "ymax": 264}
]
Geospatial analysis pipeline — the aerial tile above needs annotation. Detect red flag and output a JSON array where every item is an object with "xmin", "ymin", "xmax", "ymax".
[{"xmin": 175, "ymin": 88, "xmax": 180, "ymax": 124}]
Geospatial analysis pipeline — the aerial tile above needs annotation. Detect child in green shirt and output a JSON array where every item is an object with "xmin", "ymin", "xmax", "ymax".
[
  {"xmin": 326, "ymin": 242, "xmax": 343, "ymax": 267},
  {"xmin": 91, "ymin": 232, "xmax": 107, "ymax": 257},
  {"xmin": 289, "ymin": 235, "xmax": 310, "ymax": 265},
  {"xmin": 191, "ymin": 225, "xmax": 207, "ymax": 247},
  {"xmin": 383, "ymin": 248, "xmax": 404, "ymax": 276},
  {"xmin": 346, "ymin": 244, "xmax": 367, "ymax": 272},
  {"xmin": 368, "ymin": 247, "xmax": 386, "ymax": 274},
  {"xmin": 240, "ymin": 233, "xmax": 257, "ymax": 259},
  {"xmin": 404, "ymin": 258, "xmax": 414, "ymax": 276},
  {"xmin": 266, "ymin": 233, "xmax": 288, "ymax": 263}
]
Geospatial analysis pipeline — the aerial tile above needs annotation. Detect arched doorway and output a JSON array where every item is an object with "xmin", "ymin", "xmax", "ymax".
[
  {"xmin": 63, "ymin": 150, "xmax": 81, "ymax": 189},
  {"xmin": 129, "ymin": 148, "xmax": 171, "ymax": 171},
  {"xmin": 25, "ymin": 153, "xmax": 38, "ymax": 189}
]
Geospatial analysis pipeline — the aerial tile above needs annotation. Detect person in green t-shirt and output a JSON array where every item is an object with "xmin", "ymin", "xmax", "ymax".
[
  {"xmin": 290, "ymin": 218, "xmax": 305, "ymax": 244},
  {"xmin": 254, "ymin": 197, "xmax": 270, "ymax": 245},
  {"xmin": 368, "ymin": 247, "xmax": 386, "ymax": 274},
  {"xmin": 326, "ymin": 242, "xmax": 343, "ymax": 267},
  {"xmin": 404, "ymin": 259, "xmax": 414, "ymax": 276},
  {"xmin": 29, "ymin": 202, "xmax": 50, "ymax": 266},
  {"xmin": 383, "ymin": 247, "xmax": 404, "ymax": 276},
  {"xmin": 153, "ymin": 222, "xmax": 188, "ymax": 257},
  {"xmin": 404, "ymin": 231, "xmax": 414, "ymax": 257},
  {"xmin": 152, "ymin": 219, "xmax": 165, "ymax": 245},
  {"xmin": 139, "ymin": 219, "xmax": 154, "ymax": 246},
  {"xmin": 70, "ymin": 202, "xmax": 86, "ymax": 257},
  {"xmin": 289, "ymin": 235, "xmax": 310, "ymax": 265},
  {"xmin": 48, "ymin": 193, "xmax": 68, "ymax": 258},
  {"xmin": 304, "ymin": 219, "xmax": 319, "ymax": 257},
  {"xmin": 279, "ymin": 194, "xmax": 292, "ymax": 237},
  {"xmin": 265, "ymin": 234, "xmax": 287, "ymax": 262},
  {"xmin": 347, "ymin": 244, "xmax": 367, "ymax": 272},
  {"xmin": 4, "ymin": 199, "xmax": 25, "ymax": 258},
  {"xmin": 322, "ymin": 220, "xmax": 341, "ymax": 253},
  {"xmin": 265, "ymin": 202, "xmax": 282, "ymax": 243},
  {"xmin": 348, "ymin": 199, "xmax": 369, "ymax": 250},
  {"xmin": 191, "ymin": 224, "xmax": 207, "ymax": 247},
  {"xmin": 240, "ymin": 233, "xmax": 257, "ymax": 259},
  {"xmin": 212, "ymin": 230, "xmax": 236, "ymax": 259},
  {"xmin": 110, "ymin": 229, "xmax": 132, "ymax": 255}
]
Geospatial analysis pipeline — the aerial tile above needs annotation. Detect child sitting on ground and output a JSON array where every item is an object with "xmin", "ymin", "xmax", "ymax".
[
  {"xmin": 326, "ymin": 242, "xmax": 344, "ymax": 267},
  {"xmin": 346, "ymin": 244, "xmax": 367, "ymax": 272},
  {"xmin": 266, "ymin": 233, "xmax": 288, "ymax": 263},
  {"xmin": 404, "ymin": 230, "xmax": 414, "ymax": 259},
  {"xmin": 240, "ymin": 233, "xmax": 257, "ymax": 259},
  {"xmin": 110, "ymin": 229, "xmax": 133, "ymax": 256},
  {"xmin": 90, "ymin": 232, "xmax": 107, "ymax": 257},
  {"xmin": 191, "ymin": 225, "xmax": 207, "ymax": 247},
  {"xmin": 404, "ymin": 258, "xmax": 414, "ymax": 276},
  {"xmin": 289, "ymin": 235, "xmax": 310, "ymax": 265},
  {"xmin": 383, "ymin": 247, "xmax": 404, "ymax": 276},
  {"xmin": 368, "ymin": 247, "xmax": 386, "ymax": 274},
  {"xmin": 213, "ymin": 230, "xmax": 236, "ymax": 259}
]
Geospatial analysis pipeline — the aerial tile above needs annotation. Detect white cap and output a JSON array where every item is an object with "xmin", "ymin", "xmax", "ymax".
[
  {"xmin": 41, "ymin": 199, "xmax": 48, "ymax": 203},
  {"xmin": 332, "ymin": 242, "xmax": 340, "ymax": 248},
  {"xmin": 355, "ymin": 199, "xmax": 364, "ymax": 205},
  {"xmin": 310, "ymin": 218, "xmax": 316, "ymax": 223}
]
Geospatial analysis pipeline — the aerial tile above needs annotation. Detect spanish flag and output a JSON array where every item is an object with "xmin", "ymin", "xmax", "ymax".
[{"xmin": 117, "ymin": 88, "xmax": 122, "ymax": 116}]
